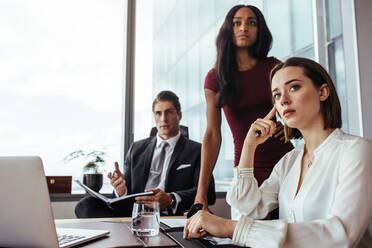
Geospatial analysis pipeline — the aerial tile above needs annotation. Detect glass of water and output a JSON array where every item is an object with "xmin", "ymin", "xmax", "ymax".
[{"xmin": 131, "ymin": 201, "xmax": 160, "ymax": 236}]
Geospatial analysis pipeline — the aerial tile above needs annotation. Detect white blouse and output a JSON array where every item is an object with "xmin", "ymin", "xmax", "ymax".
[{"xmin": 226, "ymin": 129, "xmax": 372, "ymax": 248}]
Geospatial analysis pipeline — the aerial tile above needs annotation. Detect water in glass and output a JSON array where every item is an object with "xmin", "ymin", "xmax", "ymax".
[{"xmin": 131, "ymin": 201, "xmax": 160, "ymax": 236}]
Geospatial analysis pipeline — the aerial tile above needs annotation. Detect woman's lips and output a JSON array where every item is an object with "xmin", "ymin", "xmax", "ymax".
[
  {"xmin": 238, "ymin": 34, "xmax": 248, "ymax": 39},
  {"xmin": 283, "ymin": 109, "xmax": 295, "ymax": 118}
]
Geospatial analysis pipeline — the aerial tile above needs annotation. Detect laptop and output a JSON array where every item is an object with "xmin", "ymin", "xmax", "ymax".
[{"xmin": 0, "ymin": 156, "xmax": 110, "ymax": 248}]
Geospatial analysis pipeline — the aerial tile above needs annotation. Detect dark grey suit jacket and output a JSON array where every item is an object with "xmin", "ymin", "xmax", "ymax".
[{"xmin": 122, "ymin": 135, "xmax": 216, "ymax": 215}]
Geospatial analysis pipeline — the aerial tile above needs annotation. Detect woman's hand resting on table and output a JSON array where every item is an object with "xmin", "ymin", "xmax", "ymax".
[{"xmin": 183, "ymin": 210, "xmax": 237, "ymax": 239}]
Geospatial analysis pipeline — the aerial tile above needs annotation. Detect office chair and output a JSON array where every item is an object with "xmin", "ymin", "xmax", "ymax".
[{"xmin": 149, "ymin": 125, "xmax": 189, "ymax": 139}]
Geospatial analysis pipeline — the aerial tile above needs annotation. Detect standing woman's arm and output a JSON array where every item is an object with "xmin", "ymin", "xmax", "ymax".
[{"xmin": 194, "ymin": 89, "xmax": 222, "ymax": 209}]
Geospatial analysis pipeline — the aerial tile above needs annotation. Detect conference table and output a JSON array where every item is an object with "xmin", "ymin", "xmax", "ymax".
[{"xmin": 55, "ymin": 216, "xmax": 228, "ymax": 248}]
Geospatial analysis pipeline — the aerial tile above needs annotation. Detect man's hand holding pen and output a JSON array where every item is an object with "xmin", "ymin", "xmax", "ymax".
[{"xmin": 107, "ymin": 162, "xmax": 127, "ymax": 196}]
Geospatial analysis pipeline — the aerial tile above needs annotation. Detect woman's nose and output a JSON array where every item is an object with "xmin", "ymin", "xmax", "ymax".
[
  {"xmin": 280, "ymin": 92, "xmax": 291, "ymax": 105},
  {"xmin": 239, "ymin": 22, "xmax": 248, "ymax": 32}
]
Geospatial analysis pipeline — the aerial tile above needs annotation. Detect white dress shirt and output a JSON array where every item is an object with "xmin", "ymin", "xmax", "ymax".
[
  {"xmin": 148, "ymin": 132, "xmax": 182, "ymax": 214},
  {"xmin": 147, "ymin": 132, "xmax": 180, "ymax": 191},
  {"xmin": 226, "ymin": 129, "xmax": 372, "ymax": 248},
  {"xmin": 116, "ymin": 132, "xmax": 182, "ymax": 213}
]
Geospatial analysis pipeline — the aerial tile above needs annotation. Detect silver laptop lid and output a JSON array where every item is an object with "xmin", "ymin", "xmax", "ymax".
[{"xmin": 0, "ymin": 156, "xmax": 59, "ymax": 247}]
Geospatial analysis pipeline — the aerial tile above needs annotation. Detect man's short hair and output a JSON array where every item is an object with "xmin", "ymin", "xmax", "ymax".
[{"xmin": 152, "ymin": 91, "xmax": 181, "ymax": 114}]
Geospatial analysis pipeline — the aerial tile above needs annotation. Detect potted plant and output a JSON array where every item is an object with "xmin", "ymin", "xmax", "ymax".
[{"xmin": 64, "ymin": 150, "xmax": 106, "ymax": 192}]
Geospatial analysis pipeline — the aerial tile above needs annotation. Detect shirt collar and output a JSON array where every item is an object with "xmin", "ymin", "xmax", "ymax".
[
  {"xmin": 313, "ymin": 128, "xmax": 342, "ymax": 155},
  {"xmin": 298, "ymin": 128, "xmax": 342, "ymax": 155},
  {"xmin": 156, "ymin": 131, "xmax": 181, "ymax": 150}
]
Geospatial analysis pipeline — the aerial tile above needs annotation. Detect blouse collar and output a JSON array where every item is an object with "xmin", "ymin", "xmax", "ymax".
[{"xmin": 313, "ymin": 128, "xmax": 342, "ymax": 155}]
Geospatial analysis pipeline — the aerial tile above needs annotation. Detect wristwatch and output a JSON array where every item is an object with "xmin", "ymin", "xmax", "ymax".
[{"xmin": 169, "ymin": 193, "xmax": 176, "ymax": 209}]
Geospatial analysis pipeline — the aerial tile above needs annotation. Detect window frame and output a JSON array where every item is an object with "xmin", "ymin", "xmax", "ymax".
[{"xmin": 45, "ymin": 0, "xmax": 130, "ymax": 199}]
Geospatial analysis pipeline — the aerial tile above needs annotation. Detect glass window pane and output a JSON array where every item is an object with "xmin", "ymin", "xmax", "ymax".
[
  {"xmin": 134, "ymin": 0, "xmax": 153, "ymax": 140},
  {"xmin": 326, "ymin": 0, "xmax": 348, "ymax": 132},
  {"xmin": 0, "ymin": 0, "xmax": 125, "ymax": 193},
  {"xmin": 265, "ymin": 0, "xmax": 314, "ymax": 58},
  {"xmin": 328, "ymin": 38, "xmax": 348, "ymax": 132},
  {"xmin": 265, "ymin": 0, "xmax": 292, "ymax": 58},
  {"xmin": 326, "ymin": 0, "xmax": 342, "ymax": 39},
  {"xmin": 135, "ymin": 0, "xmax": 240, "ymax": 191},
  {"xmin": 294, "ymin": 46, "xmax": 315, "ymax": 60},
  {"xmin": 292, "ymin": 0, "xmax": 314, "ymax": 51}
]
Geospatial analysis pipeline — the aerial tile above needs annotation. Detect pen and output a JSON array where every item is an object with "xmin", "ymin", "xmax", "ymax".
[
  {"xmin": 186, "ymin": 203, "xmax": 203, "ymax": 219},
  {"xmin": 254, "ymin": 130, "xmax": 261, "ymax": 137}
]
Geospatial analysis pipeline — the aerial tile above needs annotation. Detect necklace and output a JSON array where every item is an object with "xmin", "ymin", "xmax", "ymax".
[
  {"xmin": 304, "ymin": 153, "xmax": 313, "ymax": 168},
  {"xmin": 307, "ymin": 160, "xmax": 313, "ymax": 168}
]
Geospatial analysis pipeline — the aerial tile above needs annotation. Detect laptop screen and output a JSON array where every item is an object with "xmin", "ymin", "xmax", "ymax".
[
  {"xmin": 0, "ymin": 156, "xmax": 109, "ymax": 248},
  {"xmin": 0, "ymin": 156, "xmax": 60, "ymax": 247}
]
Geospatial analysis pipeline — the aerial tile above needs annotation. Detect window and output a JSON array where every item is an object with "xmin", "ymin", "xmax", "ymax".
[
  {"xmin": 326, "ymin": 0, "xmax": 348, "ymax": 132},
  {"xmin": 134, "ymin": 0, "xmax": 238, "ymax": 191},
  {"xmin": 0, "ymin": 0, "xmax": 125, "ymax": 193},
  {"xmin": 133, "ymin": 0, "xmax": 349, "ymax": 191},
  {"xmin": 266, "ymin": 0, "xmax": 314, "ymax": 59}
]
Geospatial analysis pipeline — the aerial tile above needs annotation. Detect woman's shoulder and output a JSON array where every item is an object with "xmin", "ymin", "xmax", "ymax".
[
  {"xmin": 260, "ymin": 56, "xmax": 281, "ymax": 68},
  {"xmin": 334, "ymin": 129, "xmax": 372, "ymax": 151},
  {"xmin": 206, "ymin": 68, "xmax": 217, "ymax": 78},
  {"xmin": 204, "ymin": 68, "xmax": 219, "ymax": 92},
  {"xmin": 318, "ymin": 129, "xmax": 372, "ymax": 167},
  {"xmin": 330, "ymin": 130, "xmax": 372, "ymax": 178}
]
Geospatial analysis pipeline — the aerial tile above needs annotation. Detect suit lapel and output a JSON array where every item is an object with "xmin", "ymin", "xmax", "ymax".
[
  {"xmin": 142, "ymin": 136, "xmax": 157, "ymax": 190},
  {"xmin": 164, "ymin": 135, "xmax": 185, "ymax": 189}
]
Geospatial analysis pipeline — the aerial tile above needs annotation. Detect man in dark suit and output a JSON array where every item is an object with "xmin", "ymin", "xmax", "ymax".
[{"xmin": 75, "ymin": 91, "xmax": 216, "ymax": 217}]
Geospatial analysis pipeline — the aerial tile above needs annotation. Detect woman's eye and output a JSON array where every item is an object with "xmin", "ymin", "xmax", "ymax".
[
  {"xmin": 273, "ymin": 93, "xmax": 281, "ymax": 100},
  {"xmin": 249, "ymin": 21, "xmax": 257, "ymax": 26},
  {"xmin": 233, "ymin": 21, "xmax": 241, "ymax": 26},
  {"xmin": 290, "ymin": 85, "xmax": 300, "ymax": 91}
]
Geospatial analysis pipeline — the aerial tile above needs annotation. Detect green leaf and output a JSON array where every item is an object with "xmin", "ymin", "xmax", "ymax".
[{"xmin": 64, "ymin": 149, "xmax": 106, "ymax": 174}]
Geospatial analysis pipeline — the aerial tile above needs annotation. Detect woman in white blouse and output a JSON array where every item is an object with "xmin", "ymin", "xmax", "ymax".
[{"xmin": 183, "ymin": 57, "xmax": 372, "ymax": 248}]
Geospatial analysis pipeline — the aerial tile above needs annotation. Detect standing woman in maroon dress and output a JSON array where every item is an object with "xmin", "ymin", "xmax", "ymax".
[{"xmin": 194, "ymin": 5, "xmax": 293, "ymax": 218}]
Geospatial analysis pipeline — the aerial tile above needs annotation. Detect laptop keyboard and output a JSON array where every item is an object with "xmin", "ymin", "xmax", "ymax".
[{"xmin": 58, "ymin": 234, "xmax": 86, "ymax": 246}]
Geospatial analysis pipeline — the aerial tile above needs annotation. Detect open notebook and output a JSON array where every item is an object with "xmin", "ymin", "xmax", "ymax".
[{"xmin": 0, "ymin": 156, "xmax": 109, "ymax": 248}]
